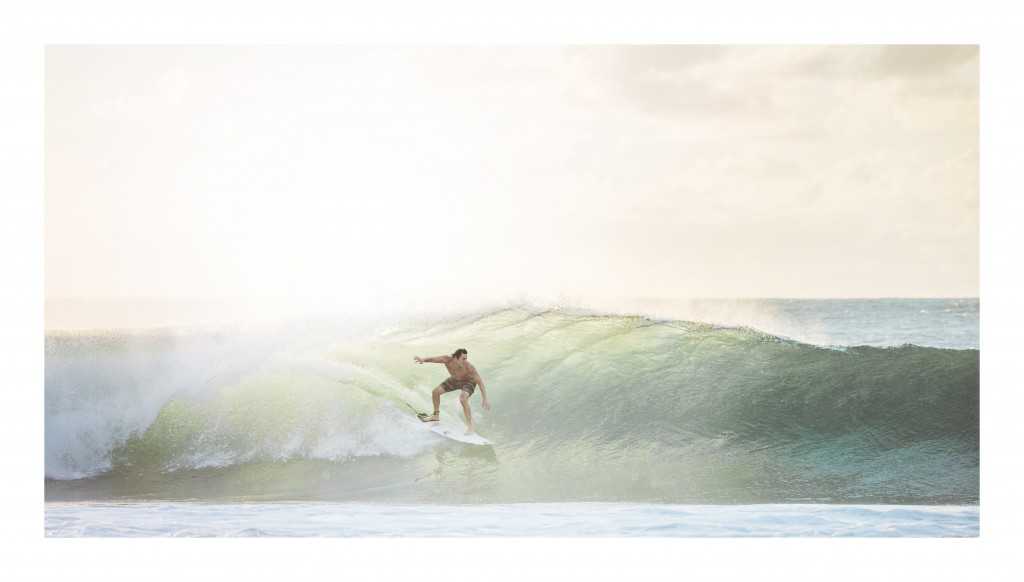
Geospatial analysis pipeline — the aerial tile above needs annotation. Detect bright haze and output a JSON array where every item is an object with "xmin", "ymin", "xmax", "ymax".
[{"xmin": 46, "ymin": 45, "xmax": 978, "ymax": 323}]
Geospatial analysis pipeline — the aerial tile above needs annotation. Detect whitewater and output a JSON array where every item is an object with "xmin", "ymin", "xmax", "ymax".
[{"xmin": 44, "ymin": 298, "xmax": 979, "ymax": 536}]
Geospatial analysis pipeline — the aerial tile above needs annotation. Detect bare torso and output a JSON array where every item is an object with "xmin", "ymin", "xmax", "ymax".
[{"xmin": 444, "ymin": 358, "xmax": 477, "ymax": 381}]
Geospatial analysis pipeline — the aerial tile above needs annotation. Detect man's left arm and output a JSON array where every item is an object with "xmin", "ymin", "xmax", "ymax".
[{"xmin": 473, "ymin": 367, "xmax": 490, "ymax": 411}]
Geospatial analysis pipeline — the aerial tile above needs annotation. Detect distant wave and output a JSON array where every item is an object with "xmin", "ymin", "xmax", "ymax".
[{"xmin": 45, "ymin": 308, "xmax": 979, "ymax": 504}]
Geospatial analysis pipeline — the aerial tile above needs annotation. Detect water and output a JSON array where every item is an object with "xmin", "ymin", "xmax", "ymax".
[
  {"xmin": 44, "ymin": 298, "xmax": 979, "ymax": 536},
  {"xmin": 44, "ymin": 502, "xmax": 978, "ymax": 537}
]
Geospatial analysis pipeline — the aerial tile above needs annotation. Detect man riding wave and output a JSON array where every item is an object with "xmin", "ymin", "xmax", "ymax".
[{"xmin": 413, "ymin": 348, "xmax": 490, "ymax": 436}]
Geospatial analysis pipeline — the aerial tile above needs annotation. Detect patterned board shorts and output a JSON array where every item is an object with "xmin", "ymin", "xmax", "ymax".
[{"xmin": 441, "ymin": 376, "xmax": 477, "ymax": 395}]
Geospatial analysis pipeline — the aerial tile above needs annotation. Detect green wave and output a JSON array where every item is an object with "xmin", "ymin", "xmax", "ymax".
[{"xmin": 46, "ymin": 308, "xmax": 979, "ymax": 504}]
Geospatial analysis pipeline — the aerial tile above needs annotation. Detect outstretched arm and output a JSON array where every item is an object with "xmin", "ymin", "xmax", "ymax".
[{"xmin": 414, "ymin": 355, "xmax": 450, "ymax": 364}]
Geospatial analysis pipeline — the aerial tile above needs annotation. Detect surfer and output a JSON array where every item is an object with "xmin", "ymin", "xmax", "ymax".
[{"xmin": 413, "ymin": 348, "xmax": 490, "ymax": 435}]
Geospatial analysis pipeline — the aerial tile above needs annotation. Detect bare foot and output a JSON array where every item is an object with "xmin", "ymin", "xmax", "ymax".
[
  {"xmin": 421, "ymin": 414, "xmax": 439, "ymax": 422},
  {"xmin": 464, "ymin": 428, "xmax": 475, "ymax": 436}
]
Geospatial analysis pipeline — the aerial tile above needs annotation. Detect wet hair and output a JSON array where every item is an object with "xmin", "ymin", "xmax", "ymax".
[{"xmin": 452, "ymin": 348, "xmax": 468, "ymax": 358}]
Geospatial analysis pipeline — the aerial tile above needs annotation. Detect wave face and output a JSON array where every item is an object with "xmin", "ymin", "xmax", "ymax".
[{"xmin": 45, "ymin": 307, "xmax": 979, "ymax": 505}]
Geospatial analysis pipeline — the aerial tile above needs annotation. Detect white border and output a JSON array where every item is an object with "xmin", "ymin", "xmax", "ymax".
[{"xmin": 5, "ymin": 1, "xmax": 1021, "ymax": 580}]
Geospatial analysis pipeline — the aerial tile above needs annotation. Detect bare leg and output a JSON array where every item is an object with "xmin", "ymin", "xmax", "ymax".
[
  {"xmin": 423, "ymin": 385, "xmax": 444, "ymax": 421},
  {"xmin": 460, "ymin": 391, "xmax": 474, "ymax": 435}
]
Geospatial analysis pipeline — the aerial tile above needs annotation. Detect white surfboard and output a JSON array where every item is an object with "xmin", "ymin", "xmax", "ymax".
[{"xmin": 417, "ymin": 414, "xmax": 493, "ymax": 445}]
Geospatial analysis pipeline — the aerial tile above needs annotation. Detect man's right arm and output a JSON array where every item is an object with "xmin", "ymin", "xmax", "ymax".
[{"xmin": 414, "ymin": 355, "xmax": 449, "ymax": 364}]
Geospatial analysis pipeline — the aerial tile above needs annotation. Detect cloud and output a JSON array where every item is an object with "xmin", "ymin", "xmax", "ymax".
[
  {"xmin": 567, "ymin": 45, "xmax": 760, "ymax": 118},
  {"xmin": 868, "ymin": 45, "xmax": 978, "ymax": 78},
  {"xmin": 784, "ymin": 45, "xmax": 978, "ymax": 80},
  {"xmin": 572, "ymin": 46, "xmax": 978, "ymax": 128},
  {"xmin": 600, "ymin": 45, "xmax": 727, "ymax": 74}
]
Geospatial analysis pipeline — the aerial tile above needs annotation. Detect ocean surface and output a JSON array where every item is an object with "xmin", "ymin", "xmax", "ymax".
[
  {"xmin": 44, "ymin": 298, "xmax": 979, "ymax": 537},
  {"xmin": 45, "ymin": 502, "xmax": 978, "ymax": 537}
]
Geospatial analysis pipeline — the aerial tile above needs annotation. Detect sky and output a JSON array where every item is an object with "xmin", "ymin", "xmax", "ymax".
[{"xmin": 45, "ymin": 45, "xmax": 979, "ymax": 316}]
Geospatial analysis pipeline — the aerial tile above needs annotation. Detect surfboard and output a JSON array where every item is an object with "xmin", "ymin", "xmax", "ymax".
[{"xmin": 417, "ymin": 413, "xmax": 493, "ymax": 446}]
